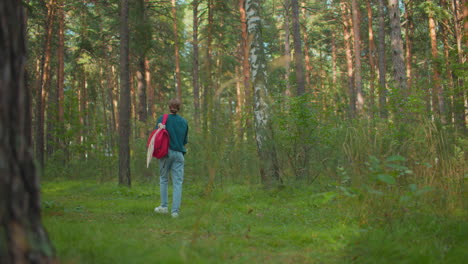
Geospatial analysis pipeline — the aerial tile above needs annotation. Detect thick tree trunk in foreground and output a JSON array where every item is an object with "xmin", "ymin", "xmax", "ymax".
[
  {"xmin": 246, "ymin": 0, "xmax": 281, "ymax": 186},
  {"xmin": 0, "ymin": 1, "xmax": 56, "ymax": 262},
  {"xmin": 119, "ymin": 0, "xmax": 131, "ymax": 186}
]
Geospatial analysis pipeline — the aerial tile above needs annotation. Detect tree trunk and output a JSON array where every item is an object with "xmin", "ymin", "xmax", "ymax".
[
  {"xmin": 441, "ymin": 0, "xmax": 455, "ymax": 124},
  {"xmin": 351, "ymin": 0, "xmax": 364, "ymax": 113},
  {"xmin": 452, "ymin": 0, "xmax": 466, "ymax": 130},
  {"xmin": 291, "ymin": 0, "xmax": 306, "ymax": 96},
  {"xmin": 119, "ymin": 0, "xmax": 131, "ymax": 186},
  {"xmin": 193, "ymin": 0, "xmax": 200, "ymax": 130},
  {"xmin": 137, "ymin": 59, "xmax": 147, "ymax": 123},
  {"xmin": 388, "ymin": 0, "xmax": 408, "ymax": 116},
  {"xmin": 172, "ymin": 0, "xmax": 182, "ymax": 101},
  {"xmin": 283, "ymin": 0, "xmax": 291, "ymax": 96},
  {"xmin": 0, "ymin": 1, "xmax": 56, "ymax": 262},
  {"xmin": 427, "ymin": 0, "xmax": 445, "ymax": 123},
  {"xmin": 332, "ymin": 31, "xmax": 338, "ymax": 86},
  {"xmin": 246, "ymin": 0, "xmax": 281, "ymax": 186},
  {"xmin": 377, "ymin": 0, "xmax": 388, "ymax": 118},
  {"xmin": 367, "ymin": 1, "xmax": 377, "ymax": 117},
  {"xmin": 341, "ymin": 0, "xmax": 356, "ymax": 117},
  {"xmin": 36, "ymin": 0, "xmax": 56, "ymax": 168},
  {"xmin": 301, "ymin": 2, "xmax": 312, "ymax": 92},
  {"xmin": 203, "ymin": 0, "xmax": 214, "ymax": 132},
  {"xmin": 145, "ymin": 59, "xmax": 154, "ymax": 121},
  {"xmin": 404, "ymin": 0, "xmax": 414, "ymax": 90},
  {"xmin": 57, "ymin": 0, "xmax": 65, "ymax": 130}
]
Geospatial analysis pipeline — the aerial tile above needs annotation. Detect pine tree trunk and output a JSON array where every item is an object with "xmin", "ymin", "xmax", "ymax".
[
  {"xmin": 0, "ymin": 1, "xmax": 56, "ymax": 262},
  {"xmin": 301, "ymin": 2, "xmax": 312, "ymax": 92},
  {"xmin": 377, "ymin": 0, "xmax": 388, "ymax": 118},
  {"xmin": 388, "ymin": 0, "xmax": 408, "ymax": 116},
  {"xmin": 246, "ymin": 0, "xmax": 281, "ymax": 186},
  {"xmin": 441, "ymin": 0, "xmax": 455, "ymax": 124},
  {"xmin": 119, "ymin": 0, "xmax": 131, "ymax": 186},
  {"xmin": 291, "ymin": 0, "xmax": 306, "ymax": 96},
  {"xmin": 404, "ymin": 0, "xmax": 414, "ymax": 90},
  {"xmin": 145, "ymin": 59, "xmax": 153, "ymax": 121},
  {"xmin": 57, "ymin": 0, "xmax": 65, "ymax": 130},
  {"xmin": 193, "ymin": 0, "xmax": 200, "ymax": 130},
  {"xmin": 351, "ymin": 0, "xmax": 364, "ymax": 113},
  {"xmin": 332, "ymin": 31, "xmax": 338, "ymax": 86},
  {"xmin": 172, "ymin": 0, "xmax": 182, "ymax": 101},
  {"xmin": 341, "ymin": 0, "xmax": 356, "ymax": 117},
  {"xmin": 36, "ymin": 0, "xmax": 56, "ymax": 168},
  {"xmin": 367, "ymin": 1, "xmax": 377, "ymax": 117},
  {"xmin": 452, "ymin": 0, "xmax": 466, "ymax": 131},
  {"xmin": 137, "ymin": 59, "xmax": 147, "ymax": 123},
  {"xmin": 283, "ymin": 0, "xmax": 291, "ymax": 96},
  {"xmin": 428, "ymin": 0, "xmax": 445, "ymax": 123}
]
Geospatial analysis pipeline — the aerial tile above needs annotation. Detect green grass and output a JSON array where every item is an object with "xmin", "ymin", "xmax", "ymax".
[{"xmin": 41, "ymin": 179, "xmax": 467, "ymax": 264}]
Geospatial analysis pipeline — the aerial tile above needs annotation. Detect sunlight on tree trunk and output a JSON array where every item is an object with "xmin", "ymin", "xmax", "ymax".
[{"xmin": 246, "ymin": 0, "xmax": 281, "ymax": 186}]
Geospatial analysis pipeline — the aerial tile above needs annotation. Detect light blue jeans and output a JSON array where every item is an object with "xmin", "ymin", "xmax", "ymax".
[{"xmin": 158, "ymin": 149, "xmax": 184, "ymax": 214}]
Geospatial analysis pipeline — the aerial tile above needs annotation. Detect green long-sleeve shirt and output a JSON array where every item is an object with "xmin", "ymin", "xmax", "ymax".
[{"xmin": 156, "ymin": 114, "xmax": 188, "ymax": 154}]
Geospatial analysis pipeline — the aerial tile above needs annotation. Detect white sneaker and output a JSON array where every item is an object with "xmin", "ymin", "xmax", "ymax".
[
  {"xmin": 154, "ymin": 206, "xmax": 168, "ymax": 214},
  {"xmin": 171, "ymin": 212, "xmax": 179, "ymax": 218}
]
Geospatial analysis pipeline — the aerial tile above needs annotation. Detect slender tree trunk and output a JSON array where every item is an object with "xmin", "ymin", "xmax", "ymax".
[
  {"xmin": 193, "ymin": 0, "xmax": 200, "ymax": 130},
  {"xmin": 452, "ymin": 0, "xmax": 466, "ymax": 130},
  {"xmin": 428, "ymin": 0, "xmax": 445, "ymax": 123},
  {"xmin": 57, "ymin": 0, "xmax": 65, "ymax": 131},
  {"xmin": 332, "ymin": 31, "xmax": 338, "ymax": 86},
  {"xmin": 0, "ymin": 1, "xmax": 56, "ymax": 262},
  {"xmin": 291, "ymin": 0, "xmax": 306, "ymax": 96},
  {"xmin": 283, "ymin": 0, "xmax": 292, "ymax": 96},
  {"xmin": 240, "ymin": 0, "xmax": 252, "ymax": 137},
  {"xmin": 203, "ymin": 0, "xmax": 214, "ymax": 132},
  {"xmin": 388, "ymin": 0, "xmax": 408, "ymax": 118},
  {"xmin": 404, "ymin": 0, "xmax": 414, "ymax": 90},
  {"xmin": 351, "ymin": 0, "xmax": 364, "ymax": 113},
  {"xmin": 137, "ymin": 59, "xmax": 147, "ymax": 123},
  {"xmin": 377, "ymin": 0, "xmax": 388, "ymax": 118},
  {"xmin": 441, "ymin": 0, "xmax": 455, "ymax": 124},
  {"xmin": 301, "ymin": 2, "xmax": 312, "ymax": 92},
  {"xmin": 119, "ymin": 0, "xmax": 131, "ymax": 186},
  {"xmin": 341, "ymin": 0, "xmax": 356, "ymax": 117},
  {"xmin": 367, "ymin": 1, "xmax": 377, "ymax": 117},
  {"xmin": 246, "ymin": 0, "xmax": 281, "ymax": 186},
  {"xmin": 145, "ymin": 59, "xmax": 153, "ymax": 120},
  {"xmin": 172, "ymin": 0, "xmax": 182, "ymax": 101},
  {"xmin": 36, "ymin": 0, "xmax": 56, "ymax": 168}
]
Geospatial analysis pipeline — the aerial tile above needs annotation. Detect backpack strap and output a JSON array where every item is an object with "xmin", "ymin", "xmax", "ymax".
[{"xmin": 162, "ymin": 114, "xmax": 169, "ymax": 125}]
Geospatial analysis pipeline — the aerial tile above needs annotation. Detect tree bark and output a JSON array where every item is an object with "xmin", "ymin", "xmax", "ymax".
[
  {"xmin": 57, "ymin": 0, "xmax": 65, "ymax": 127},
  {"xmin": 119, "ymin": 0, "xmax": 131, "ymax": 186},
  {"xmin": 388, "ymin": 0, "xmax": 408, "ymax": 116},
  {"xmin": 367, "ymin": 1, "xmax": 377, "ymax": 117},
  {"xmin": 0, "ymin": 1, "xmax": 56, "ymax": 262},
  {"xmin": 36, "ymin": 0, "xmax": 56, "ymax": 168},
  {"xmin": 427, "ymin": 0, "xmax": 445, "ymax": 123},
  {"xmin": 291, "ymin": 0, "xmax": 306, "ymax": 96},
  {"xmin": 172, "ymin": 0, "xmax": 182, "ymax": 101},
  {"xmin": 193, "ymin": 0, "xmax": 200, "ymax": 130},
  {"xmin": 377, "ymin": 0, "xmax": 388, "ymax": 118},
  {"xmin": 452, "ymin": 0, "xmax": 466, "ymax": 130},
  {"xmin": 137, "ymin": 59, "xmax": 147, "ymax": 123},
  {"xmin": 341, "ymin": 0, "xmax": 356, "ymax": 117},
  {"xmin": 404, "ymin": 0, "xmax": 414, "ymax": 90},
  {"xmin": 246, "ymin": 0, "xmax": 281, "ymax": 186},
  {"xmin": 351, "ymin": 0, "xmax": 364, "ymax": 113},
  {"xmin": 283, "ymin": 0, "xmax": 292, "ymax": 96}
]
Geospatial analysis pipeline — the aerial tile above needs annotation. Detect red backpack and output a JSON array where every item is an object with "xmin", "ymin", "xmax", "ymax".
[{"xmin": 147, "ymin": 114, "xmax": 170, "ymax": 160}]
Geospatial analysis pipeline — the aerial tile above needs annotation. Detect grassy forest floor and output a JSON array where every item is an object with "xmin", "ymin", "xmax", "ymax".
[{"xmin": 42, "ymin": 178, "xmax": 467, "ymax": 264}]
